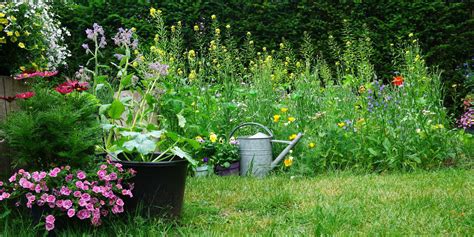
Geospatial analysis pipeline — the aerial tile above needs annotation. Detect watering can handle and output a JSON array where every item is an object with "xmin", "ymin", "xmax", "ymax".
[{"xmin": 229, "ymin": 122, "xmax": 273, "ymax": 139}]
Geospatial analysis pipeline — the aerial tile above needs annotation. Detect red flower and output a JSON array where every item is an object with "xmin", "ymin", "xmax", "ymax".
[
  {"xmin": 15, "ymin": 91, "xmax": 35, "ymax": 99},
  {"xmin": 14, "ymin": 71, "xmax": 58, "ymax": 80},
  {"xmin": 392, "ymin": 75, "xmax": 404, "ymax": 86},
  {"xmin": 55, "ymin": 81, "xmax": 89, "ymax": 94}
]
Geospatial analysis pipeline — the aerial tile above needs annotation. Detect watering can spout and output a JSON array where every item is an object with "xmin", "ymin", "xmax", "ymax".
[{"xmin": 271, "ymin": 133, "xmax": 303, "ymax": 169}]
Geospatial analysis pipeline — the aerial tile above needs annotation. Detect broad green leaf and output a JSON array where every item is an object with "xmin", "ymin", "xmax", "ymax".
[
  {"xmin": 171, "ymin": 146, "xmax": 197, "ymax": 166},
  {"xmin": 120, "ymin": 74, "xmax": 133, "ymax": 88},
  {"xmin": 148, "ymin": 130, "xmax": 165, "ymax": 139},
  {"xmin": 108, "ymin": 99, "xmax": 125, "ymax": 119}
]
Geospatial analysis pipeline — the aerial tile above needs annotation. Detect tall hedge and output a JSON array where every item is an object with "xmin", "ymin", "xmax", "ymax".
[{"xmin": 52, "ymin": 0, "xmax": 474, "ymax": 115}]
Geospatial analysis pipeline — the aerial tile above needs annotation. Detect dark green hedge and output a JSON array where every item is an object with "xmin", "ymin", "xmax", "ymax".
[{"xmin": 51, "ymin": 0, "xmax": 474, "ymax": 115}]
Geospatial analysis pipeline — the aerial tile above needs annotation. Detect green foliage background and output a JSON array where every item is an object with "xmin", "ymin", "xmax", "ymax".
[{"xmin": 52, "ymin": 0, "xmax": 474, "ymax": 114}]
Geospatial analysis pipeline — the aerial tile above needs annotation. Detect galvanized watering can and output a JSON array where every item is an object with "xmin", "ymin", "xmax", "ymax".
[{"xmin": 229, "ymin": 122, "xmax": 303, "ymax": 177}]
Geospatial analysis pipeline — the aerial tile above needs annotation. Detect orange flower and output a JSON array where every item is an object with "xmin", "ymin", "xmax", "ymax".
[{"xmin": 392, "ymin": 75, "xmax": 404, "ymax": 86}]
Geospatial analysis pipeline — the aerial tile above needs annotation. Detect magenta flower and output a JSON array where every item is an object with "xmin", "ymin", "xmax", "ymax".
[
  {"xmin": 49, "ymin": 168, "xmax": 61, "ymax": 177},
  {"xmin": 76, "ymin": 209, "xmax": 91, "ymax": 220},
  {"xmin": 45, "ymin": 223, "xmax": 55, "ymax": 232},
  {"xmin": 14, "ymin": 71, "xmax": 58, "ymax": 80},
  {"xmin": 67, "ymin": 208, "xmax": 76, "ymax": 218},
  {"xmin": 46, "ymin": 195, "xmax": 56, "ymax": 203},
  {"xmin": 63, "ymin": 200, "xmax": 73, "ymax": 209},
  {"xmin": 77, "ymin": 171, "xmax": 86, "ymax": 180},
  {"xmin": 45, "ymin": 215, "xmax": 55, "ymax": 231},
  {"xmin": 15, "ymin": 91, "xmax": 35, "ymax": 99},
  {"xmin": 60, "ymin": 186, "xmax": 71, "ymax": 196}
]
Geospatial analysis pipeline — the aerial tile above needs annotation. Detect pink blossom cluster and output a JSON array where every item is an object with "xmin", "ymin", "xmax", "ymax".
[
  {"xmin": 14, "ymin": 71, "xmax": 58, "ymax": 80},
  {"xmin": 0, "ymin": 160, "xmax": 135, "ymax": 232}
]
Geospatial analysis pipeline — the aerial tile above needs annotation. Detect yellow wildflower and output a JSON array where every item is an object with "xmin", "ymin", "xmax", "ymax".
[
  {"xmin": 358, "ymin": 85, "xmax": 366, "ymax": 93},
  {"xmin": 262, "ymin": 47, "xmax": 266, "ymax": 52},
  {"xmin": 280, "ymin": 43, "xmax": 284, "ymax": 49},
  {"xmin": 209, "ymin": 133, "xmax": 217, "ymax": 143},
  {"xmin": 14, "ymin": 31, "xmax": 19, "ymax": 37},
  {"xmin": 9, "ymin": 16, "xmax": 15, "ymax": 21},
  {"xmin": 132, "ymin": 61, "xmax": 138, "ymax": 67},
  {"xmin": 24, "ymin": 31, "xmax": 30, "ymax": 36},
  {"xmin": 288, "ymin": 117, "xmax": 296, "ymax": 122},
  {"xmin": 246, "ymin": 32, "xmax": 251, "ymax": 37},
  {"xmin": 0, "ymin": 13, "xmax": 4, "ymax": 18},
  {"xmin": 189, "ymin": 70, "xmax": 197, "ymax": 80},
  {"xmin": 133, "ymin": 49, "xmax": 139, "ymax": 55},
  {"xmin": 19, "ymin": 66, "xmax": 25, "ymax": 71},
  {"xmin": 6, "ymin": 31, "xmax": 12, "ymax": 36},
  {"xmin": 215, "ymin": 28, "xmax": 220, "ymax": 35},
  {"xmin": 0, "ymin": 37, "xmax": 5, "ymax": 44},
  {"xmin": 226, "ymin": 24, "xmax": 230, "ymax": 29},
  {"xmin": 178, "ymin": 21, "xmax": 182, "ymax": 26},
  {"xmin": 18, "ymin": 42, "xmax": 25, "ymax": 48},
  {"xmin": 289, "ymin": 134, "xmax": 297, "ymax": 140},
  {"xmin": 408, "ymin": 33, "xmax": 414, "ymax": 37},
  {"xmin": 188, "ymin": 49, "xmax": 196, "ymax": 59},
  {"xmin": 194, "ymin": 25, "xmax": 199, "ymax": 31},
  {"xmin": 280, "ymin": 107, "xmax": 288, "ymax": 113},
  {"xmin": 284, "ymin": 156, "xmax": 294, "ymax": 167},
  {"xmin": 249, "ymin": 40, "xmax": 254, "ymax": 45},
  {"xmin": 273, "ymin": 115, "xmax": 281, "ymax": 122},
  {"xmin": 171, "ymin": 25, "xmax": 176, "ymax": 32},
  {"xmin": 296, "ymin": 62, "xmax": 301, "ymax": 68},
  {"xmin": 309, "ymin": 142, "xmax": 316, "ymax": 149},
  {"xmin": 0, "ymin": 18, "xmax": 7, "ymax": 25},
  {"xmin": 211, "ymin": 14, "xmax": 216, "ymax": 20},
  {"xmin": 131, "ymin": 27, "xmax": 136, "ymax": 32},
  {"xmin": 177, "ymin": 68, "xmax": 183, "ymax": 76},
  {"xmin": 337, "ymin": 122, "xmax": 346, "ymax": 128},
  {"xmin": 150, "ymin": 7, "xmax": 156, "ymax": 16}
]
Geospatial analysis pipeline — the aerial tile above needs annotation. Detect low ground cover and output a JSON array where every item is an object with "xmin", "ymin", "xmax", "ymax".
[{"xmin": 2, "ymin": 170, "xmax": 472, "ymax": 236}]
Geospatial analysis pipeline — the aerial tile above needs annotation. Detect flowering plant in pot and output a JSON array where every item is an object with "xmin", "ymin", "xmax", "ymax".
[
  {"xmin": 79, "ymin": 23, "xmax": 198, "ymax": 217},
  {"xmin": 195, "ymin": 134, "xmax": 240, "ymax": 176},
  {"xmin": 0, "ymin": 2, "xmax": 70, "ymax": 75},
  {"xmin": 0, "ymin": 159, "xmax": 135, "ymax": 233}
]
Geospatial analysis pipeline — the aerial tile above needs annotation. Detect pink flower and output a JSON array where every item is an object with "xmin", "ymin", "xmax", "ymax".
[
  {"xmin": 76, "ymin": 209, "xmax": 91, "ymax": 220},
  {"xmin": 67, "ymin": 209, "xmax": 76, "ymax": 218},
  {"xmin": 14, "ymin": 71, "xmax": 58, "ymax": 80},
  {"xmin": 112, "ymin": 205, "xmax": 124, "ymax": 214},
  {"xmin": 65, "ymin": 174, "xmax": 73, "ymax": 182},
  {"xmin": 45, "ymin": 223, "xmax": 55, "ymax": 232},
  {"xmin": 39, "ymin": 172, "xmax": 47, "ymax": 179},
  {"xmin": 91, "ymin": 216, "xmax": 101, "ymax": 226},
  {"xmin": 92, "ymin": 186, "xmax": 101, "ymax": 194},
  {"xmin": 49, "ymin": 168, "xmax": 61, "ymax": 177},
  {"xmin": 76, "ymin": 171, "xmax": 86, "ymax": 180},
  {"xmin": 0, "ymin": 192, "xmax": 10, "ymax": 200},
  {"xmin": 46, "ymin": 195, "xmax": 56, "ymax": 203},
  {"xmin": 109, "ymin": 172, "xmax": 118, "ymax": 180},
  {"xmin": 97, "ymin": 170, "xmax": 106, "ymax": 179},
  {"xmin": 100, "ymin": 164, "xmax": 107, "ymax": 170},
  {"xmin": 79, "ymin": 199, "xmax": 87, "ymax": 207},
  {"xmin": 116, "ymin": 198, "xmax": 124, "ymax": 207},
  {"xmin": 0, "ymin": 181, "xmax": 3, "ymax": 186},
  {"xmin": 36, "ymin": 200, "xmax": 45, "ymax": 206},
  {"xmin": 27, "ymin": 195, "xmax": 36, "ymax": 203},
  {"xmin": 63, "ymin": 200, "xmax": 73, "ymax": 209},
  {"xmin": 55, "ymin": 80, "xmax": 89, "ymax": 95},
  {"xmin": 8, "ymin": 174, "xmax": 16, "ymax": 183},
  {"xmin": 55, "ymin": 200, "xmax": 63, "ymax": 208},
  {"xmin": 115, "ymin": 163, "xmax": 122, "ymax": 168},
  {"xmin": 34, "ymin": 184, "xmax": 42, "ymax": 193},
  {"xmin": 73, "ymin": 191, "xmax": 82, "ymax": 198},
  {"xmin": 81, "ymin": 193, "xmax": 91, "ymax": 202},
  {"xmin": 129, "ymin": 169, "xmax": 137, "ymax": 175},
  {"xmin": 15, "ymin": 91, "xmax": 35, "ymax": 99},
  {"xmin": 75, "ymin": 181, "xmax": 84, "ymax": 189},
  {"xmin": 121, "ymin": 189, "xmax": 133, "ymax": 198},
  {"xmin": 45, "ymin": 215, "xmax": 55, "ymax": 224},
  {"xmin": 60, "ymin": 186, "xmax": 71, "ymax": 196},
  {"xmin": 115, "ymin": 184, "xmax": 123, "ymax": 189},
  {"xmin": 86, "ymin": 203, "xmax": 94, "ymax": 211}
]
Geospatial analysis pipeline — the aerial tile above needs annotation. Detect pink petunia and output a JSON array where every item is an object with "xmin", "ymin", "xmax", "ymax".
[
  {"xmin": 8, "ymin": 174, "xmax": 16, "ymax": 183},
  {"xmin": 45, "ymin": 223, "xmax": 55, "ymax": 232},
  {"xmin": 60, "ymin": 186, "xmax": 71, "ymax": 196},
  {"xmin": 73, "ymin": 191, "xmax": 82, "ymax": 198},
  {"xmin": 76, "ymin": 209, "xmax": 91, "ymax": 220},
  {"xmin": 65, "ymin": 174, "xmax": 73, "ymax": 182},
  {"xmin": 46, "ymin": 195, "xmax": 56, "ymax": 203},
  {"xmin": 81, "ymin": 193, "xmax": 91, "ymax": 202},
  {"xmin": 116, "ymin": 198, "xmax": 124, "ymax": 207},
  {"xmin": 63, "ymin": 200, "xmax": 73, "ymax": 209},
  {"xmin": 45, "ymin": 215, "xmax": 55, "ymax": 224},
  {"xmin": 76, "ymin": 171, "xmax": 86, "ymax": 180},
  {"xmin": 67, "ymin": 208, "xmax": 76, "ymax": 218},
  {"xmin": 48, "ymin": 168, "xmax": 61, "ymax": 177}
]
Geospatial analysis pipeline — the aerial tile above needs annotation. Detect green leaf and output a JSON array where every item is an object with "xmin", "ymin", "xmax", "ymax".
[
  {"xmin": 123, "ymin": 134, "xmax": 156, "ymax": 155},
  {"xmin": 108, "ymin": 99, "xmax": 125, "ymax": 119},
  {"xmin": 148, "ymin": 130, "xmax": 165, "ymax": 139},
  {"xmin": 99, "ymin": 104, "xmax": 111, "ymax": 115},
  {"xmin": 171, "ymin": 146, "xmax": 197, "ymax": 166},
  {"xmin": 368, "ymin": 148, "xmax": 379, "ymax": 156},
  {"xmin": 120, "ymin": 74, "xmax": 133, "ymax": 89},
  {"xmin": 177, "ymin": 112, "xmax": 186, "ymax": 128}
]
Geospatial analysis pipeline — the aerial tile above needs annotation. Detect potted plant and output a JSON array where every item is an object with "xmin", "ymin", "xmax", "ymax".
[
  {"xmin": 80, "ymin": 24, "xmax": 197, "ymax": 217},
  {"xmin": 0, "ymin": 159, "xmax": 135, "ymax": 234},
  {"xmin": 194, "ymin": 133, "xmax": 240, "ymax": 176}
]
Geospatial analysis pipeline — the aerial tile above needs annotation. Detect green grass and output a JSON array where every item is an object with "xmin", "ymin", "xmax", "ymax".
[{"xmin": 1, "ymin": 169, "xmax": 473, "ymax": 236}]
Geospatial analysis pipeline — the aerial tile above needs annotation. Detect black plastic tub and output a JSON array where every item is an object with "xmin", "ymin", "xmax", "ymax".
[{"xmin": 117, "ymin": 156, "xmax": 188, "ymax": 218}]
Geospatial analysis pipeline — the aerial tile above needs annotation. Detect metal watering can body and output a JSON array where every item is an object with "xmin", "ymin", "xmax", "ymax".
[{"xmin": 230, "ymin": 123, "xmax": 303, "ymax": 177}]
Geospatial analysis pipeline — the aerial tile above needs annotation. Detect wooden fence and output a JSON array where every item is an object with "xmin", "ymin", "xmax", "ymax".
[{"xmin": 0, "ymin": 76, "xmax": 27, "ymax": 178}]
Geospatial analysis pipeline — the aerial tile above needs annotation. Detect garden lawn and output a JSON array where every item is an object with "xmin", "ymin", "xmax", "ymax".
[{"xmin": 2, "ymin": 169, "xmax": 473, "ymax": 236}]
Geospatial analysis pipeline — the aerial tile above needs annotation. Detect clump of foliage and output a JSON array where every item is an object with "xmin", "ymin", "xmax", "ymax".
[{"xmin": 0, "ymin": 86, "xmax": 101, "ymax": 169}]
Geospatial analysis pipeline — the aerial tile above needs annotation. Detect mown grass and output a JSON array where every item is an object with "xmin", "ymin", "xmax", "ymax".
[{"xmin": 1, "ymin": 169, "xmax": 473, "ymax": 236}]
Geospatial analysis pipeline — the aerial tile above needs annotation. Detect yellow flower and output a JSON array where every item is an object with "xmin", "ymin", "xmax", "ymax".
[
  {"xmin": 211, "ymin": 14, "xmax": 216, "ymax": 20},
  {"xmin": 0, "ymin": 37, "xmax": 5, "ymax": 44},
  {"xmin": 0, "ymin": 13, "xmax": 4, "ymax": 18},
  {"xmin": 133, "ymin": 49, "xmax": 139, "ymax": 55},
  {"xmin": 249, "ymin": 40, "xmax": 254, "ymax": 45},
  {"xmin": 309, "ymin": 142, "xmax": 316, "ymax": 149},
  {"xmin": 150, "ymin": 7, "xmax": 156, "ymax": 16},
  {"xmin": 284, "ymin": 156, "xmax": 294, "ymax": 167},
  {"xmin": 9, "ymin": 16, "xmax": 15, "ymax": 21},
  {"xmin": 296, "ymin": 62, "xmax": 301, "ymax": 68},
  {"xmin": 273, "ymin": 115, "xmax": 281, "ymax": 122},
  {"xmin": 178, "ymin": 21, "xmax": 182, "ymax": 26},
  {"xmin": 6, "ymin": 31, "xmax": 12, "ymax": 36},
  {"xmin": 408, "ymin": 33, "xmax": 414, "ymax": 37},
  {"xmin": 215, "ymin": 28, "xmax": 220, "ymax": 35},
  {"xmin": 171, "ymin": 25, "xmax": 176, "ymax": 32},
  {"xmin": 288, "ymin": 117, "xmax": 296, "ymax": 122},
  {"xmin": 132, "ymin": 61, "xmax": 138, "ymax": 67},
  {"xmin": 246, "ymin": 31, "xmax": 251, "ymax": 37},
  {"xmin": 14, "ymin": 31, "xmax": 20, "ymax": 37},
  {"xmin": 24, "ymin": 31, "xmax": 30, "ymax": 36},
  {"xmin": 226, "ymin": 24, "xmax": 230, "ymax": 29},
  {"xmin": 131, "ymin": 27, "xmax": 136, "ymax": 32},
  {"xmin": 177, "ymin": 68, "xmax": 183, "ymax": 76},
  {"xmin": 280, "ymin": 43, "xmax": 284, "ymax": 49},
  {"xmin": 0, "ymin": 18, "xmax": 7, "ymax": 25},
  {"xmin": 337, "ymin": 122, "xmax": 346, "ymax": 128},
  {"xmin": 189, "ymin": 70, "xmax": 197, "ymax": 80},
  {"xmin": 19, "ymin": 66, "xmax": 25, "ymax": 71},
  {"xmin": 358, "ymin": 85, "xmax": 366, "ymax": 93},
  {"xmin": 262, "ymin": 47, "xmax": 266, "ymax": 52},
  {"xmin": 188, "ymin": 49, "xmax": 196, "ymax": 59},
  {"xmin": 209, "ymin": 133, "xmax": 217, "ymax": 143},
  {"xmin": 280, "ymin": 107, "xmax": 288, "ymax": 113},
  {"xmin": 193, "ymin": 25, "xmax": 199, "ymax": 31},
  {"xmin": 289, "ymin": 134, "xmax": 297, "ymax": 140},
  {"xmin": 18, "ymin": 42, "xmax": 25, "ymax": 48}
]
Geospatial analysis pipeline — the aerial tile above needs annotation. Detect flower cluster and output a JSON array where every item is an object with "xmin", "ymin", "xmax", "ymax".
[
  {"xmin": 84, "ymin": 23, "xmax": 106, "ymax": 50},
  {"xmin": 112, "ymin": 27, "xmax": 138, "ymax": 49},
  {"xmin": 14, "ymin": 70, "xmax": 58, "ymax": 80},
  {"xmin": 458, "ymin": 108, "xmax": 474, "ymax": 129},
  {"xmin": 0, "ymin": 160, "xmax": 135, "ymax": 232},
  {"xmin": 194, "ymin": 134, "xmax": 239, "ymax": 168},
  {"xmin": 55, "ymin": 80, "xmax": 89, "ymax": 94},
  {"xmin": 0, "ymin": 91, "xmax": 34, "ymax": 102}
]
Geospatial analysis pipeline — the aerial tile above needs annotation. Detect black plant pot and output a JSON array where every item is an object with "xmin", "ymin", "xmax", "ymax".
[{"xmin": 117, "ymin": 154, "xmax": 188, "ymax": 218}]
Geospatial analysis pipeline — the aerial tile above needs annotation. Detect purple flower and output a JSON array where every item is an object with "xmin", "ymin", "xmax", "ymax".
[
  {"xmin": 114, "ymin": 53, "xmax": 125, "ymax": 60},
  {"xmin": 82, "ymin": 43, "xmax": 89, "ymax": 50},
  {"xmin": 112, "ymin": 28, "xmax": 137, "ymax": 49},
  {"xmin": 85, "ymin": 23, "xmax": 107, "ymax": 48},
  {"xmin": 148, "ymin": 62, "xmax": 169, "ymax": 76},
  {"xmin": 202, "ymin": 157, "xmax": 209, "ymax": 163}
]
